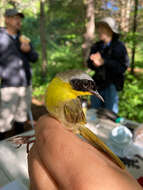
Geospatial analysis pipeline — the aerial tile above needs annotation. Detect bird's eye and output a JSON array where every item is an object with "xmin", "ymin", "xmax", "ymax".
[
  {"xmin": 82, "ymin": 80, "xmax": 96, "ymax": 90},
  {"xmin": 70, "ymin": 79, "xmax": 96, "ymax": 92},
  {"xmin": 70, "ymin": 79, "xmax": 81, "ymax": 91},
  {"xmin": 82, "ymin": 80, "xmax": 89, "ymax": 89}
]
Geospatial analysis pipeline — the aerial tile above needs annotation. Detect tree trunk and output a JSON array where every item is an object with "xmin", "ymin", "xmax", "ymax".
[
  {"xmin": 82, "ymin": 0, "xmax": 95, "ymax": 67},
  {"xmin": 0, "ymin": 0, "xmax": 7, "ymax": 27},
  {"xmin": 131, "ymin": 0, "xmax": 138, "ymax": 75},
  {"xmin": 0, "ymin": 11, "xmax": 4, "ymax": 27},
  {"xmin": 40, "ymin": 0, "xmax": 48, "ymax": 77},
  {"xmin": 120, "ymin": 0, "xmax": 133, "ymax": 32}
]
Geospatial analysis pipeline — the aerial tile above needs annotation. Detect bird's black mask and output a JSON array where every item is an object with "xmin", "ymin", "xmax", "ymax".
[
  {"xmin": 70, "ymin": 79, "xmax": 97, "ymax": 92},
  {"xmin": 70, "ymin": 78, "xmax": 104, "ymax": 102}
]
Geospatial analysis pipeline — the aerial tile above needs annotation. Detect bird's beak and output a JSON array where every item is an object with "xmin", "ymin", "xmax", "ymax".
[{"xmin": 89, "ymin": 90, "xmax": 104, "ymax": 102}]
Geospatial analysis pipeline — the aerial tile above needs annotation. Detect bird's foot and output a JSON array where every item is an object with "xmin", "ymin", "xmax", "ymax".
[{"xmin": 8, "ymin": 135, "xmax": 35, "ymax": 153}]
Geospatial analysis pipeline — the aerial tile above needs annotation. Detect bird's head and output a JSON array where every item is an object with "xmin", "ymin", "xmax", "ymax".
[
  {"xmin": 57, "ymin": 70, "xmax": 103, "ymax": 101},
  {"xmin": 45, "ymin": 70, "xmax": 104, "ymax": 111}
]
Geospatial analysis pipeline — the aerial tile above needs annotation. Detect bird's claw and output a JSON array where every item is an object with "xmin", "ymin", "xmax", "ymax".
[{"xmin": 8, "ymin": 135, "xmax": 35, "ymax": 153}]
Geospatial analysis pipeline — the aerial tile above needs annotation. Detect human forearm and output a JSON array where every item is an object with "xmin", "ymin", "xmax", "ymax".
[
  {"xmin": 28, "ymin": 144, "xmax": 58, "ymax": 190},
  {"xmin": 27, "ymin": 47, "xmax": 39, "ymax": 62}
]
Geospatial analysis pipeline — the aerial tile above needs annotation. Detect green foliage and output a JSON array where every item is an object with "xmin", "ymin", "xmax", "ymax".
[
  {"xmin": 119, "ymin": 72, "xmax": 143, "ymax": 122},
  {"xmin": 121, "ymin": 31, "xmax": 143, "ymax": 68},
  {"xmin": 32, "ymin": 84, "xmax": 47, "ymax": 98},
  {"xmin": 122, "ymin": 32, "xmax": 140, "ymax": 48},
  {"xmin": 31, "ymin": 30, "xmax": 84, "ymax": 84},
  {"xmin": 30, "ymin": 1, "xmax": 86, "ymax": 88},
  {"xmin": 2, "ymin": 0, "xmax": 143, "ymax": 123},
  {"xmin": 32, "ymin": 41, "xmax": 85, "ymax": 95}
]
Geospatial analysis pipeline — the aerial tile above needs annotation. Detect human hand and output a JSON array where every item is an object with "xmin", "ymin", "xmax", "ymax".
[
  {"xmin": 20, "ymin": 42, "xmax": 31, "ymax": 53},
  {"xmin": 28, "ymin": 115, "xmax": 142, "ymax": 190},
  {"xmin": 90, "ymin": 52, "xmax": 104, "ymax": 67},
  {"xmin": 19, "ymin": 35, "xmax": 31, "ymax": 53}
]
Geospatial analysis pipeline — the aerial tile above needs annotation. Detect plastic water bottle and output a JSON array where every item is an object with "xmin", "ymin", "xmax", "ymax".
[
  {"xmin": 115, "ymin": 117, "xmax": 139, "ymax": 130},
  {"xmin": 82, "ymin": 100, "xmax": 87, "ymax": 115}
]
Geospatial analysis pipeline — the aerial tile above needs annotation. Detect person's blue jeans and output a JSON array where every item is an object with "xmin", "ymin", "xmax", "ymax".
[{"xmin": 90, "ymin": 84, "xmax": 119, "ymax": 113}]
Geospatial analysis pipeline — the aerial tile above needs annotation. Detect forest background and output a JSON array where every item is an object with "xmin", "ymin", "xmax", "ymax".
[{"xmin": 0, "ymin": 0, "xmax": 143, "ymax": 122}]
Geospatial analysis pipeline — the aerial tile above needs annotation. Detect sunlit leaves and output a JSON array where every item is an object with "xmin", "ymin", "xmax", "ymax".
[{"xmin": 119, "ymin": 72, "xmax": 143, "ymax": 122}]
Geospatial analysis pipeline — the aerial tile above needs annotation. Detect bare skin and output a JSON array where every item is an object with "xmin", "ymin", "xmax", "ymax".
[
  {"xmin": 28, "ymin": 115, "xmax": 142, "ymax": 190},
  {"xmin": 90, "ymin": 52, "xmax": 104, "ymax": 67}
]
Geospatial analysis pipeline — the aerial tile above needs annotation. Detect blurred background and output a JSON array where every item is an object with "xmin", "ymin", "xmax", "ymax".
[{"xmin": 0, "ymin": 0, "xmax": 143, "ymax": 123}]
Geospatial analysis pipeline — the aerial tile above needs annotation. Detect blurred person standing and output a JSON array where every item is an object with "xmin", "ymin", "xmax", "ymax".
[
  {"xmin": 87, "ymin": 17, "xmax": 129, "ymax": 113},
  {"xmin": 0, "ymin": 9, "xmax": 38, "ymax": 139}
]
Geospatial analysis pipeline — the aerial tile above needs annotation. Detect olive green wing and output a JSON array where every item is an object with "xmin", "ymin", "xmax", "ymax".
[{"xmin": 64, "ymin": 98, "xmax": 86, "ymax": 124}]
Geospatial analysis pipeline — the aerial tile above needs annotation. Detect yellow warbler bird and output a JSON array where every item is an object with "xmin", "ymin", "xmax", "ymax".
[
  {"xmin": 10, "ymin": 70, "xmax": 125, "ymax": 169},
  {"xmin": 45, "ymin": 70, "xmax": 125, "ymax": 169}
]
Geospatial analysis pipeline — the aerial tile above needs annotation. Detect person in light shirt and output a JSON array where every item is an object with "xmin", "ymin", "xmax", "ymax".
[{"xmin": 0, "ymin": 9, "xmax": 38, "ymax": 140}]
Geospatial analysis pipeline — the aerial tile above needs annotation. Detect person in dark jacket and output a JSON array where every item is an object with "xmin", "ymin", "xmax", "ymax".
[
  {"xmin": 87, "ymin": 17, "xmax": 129, "ymax": 113},
  {"xmin": 0, "ymin": 9, "xmax": 38, "ymax": 139}
]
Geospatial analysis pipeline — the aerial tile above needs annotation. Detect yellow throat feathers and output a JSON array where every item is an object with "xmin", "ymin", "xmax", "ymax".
[{"xmin": 45, "ymin": 77, "xmax": 91, "ymax": 111}]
